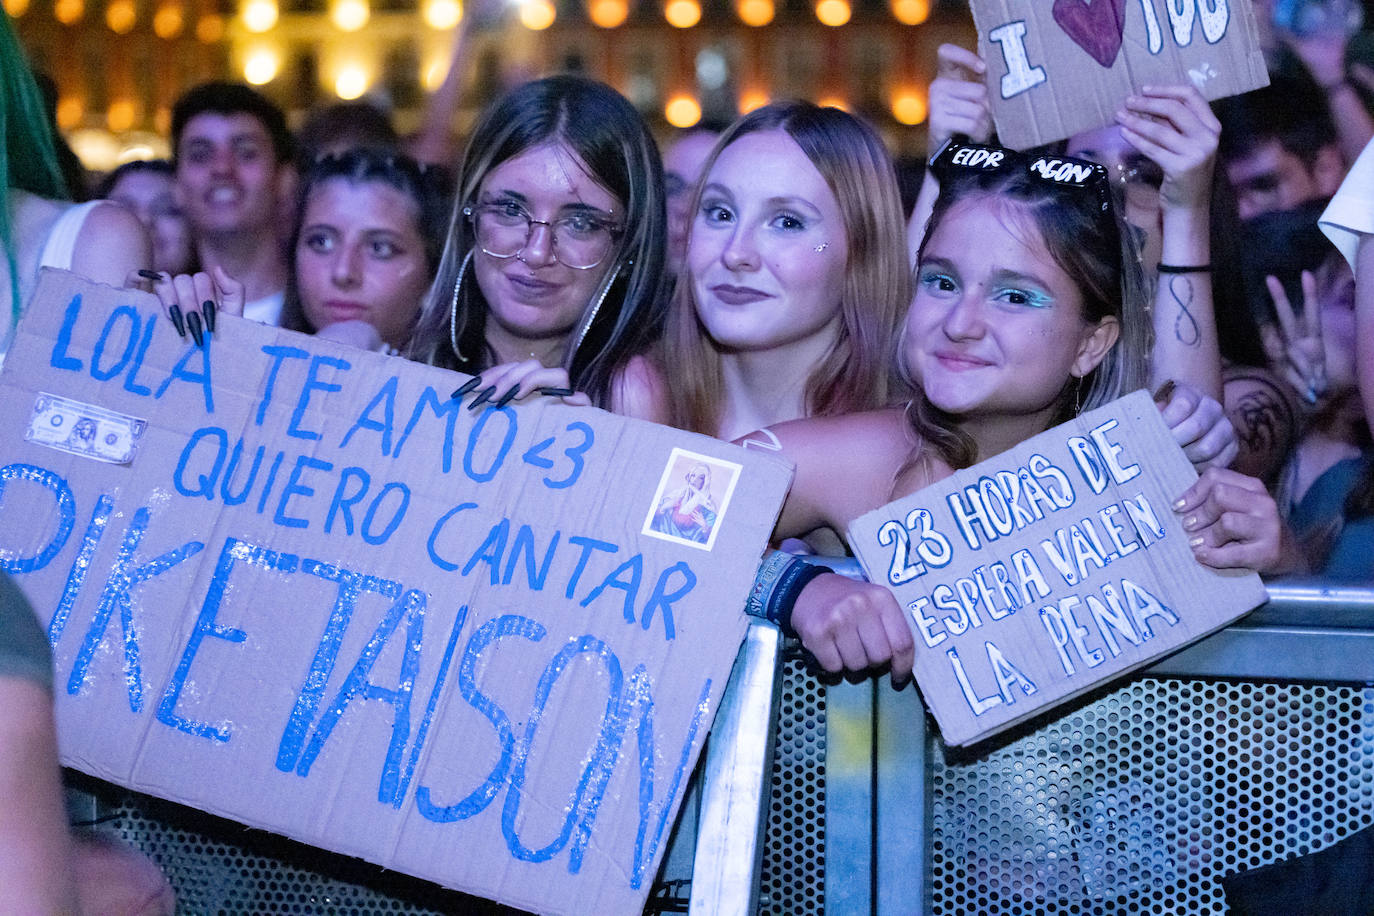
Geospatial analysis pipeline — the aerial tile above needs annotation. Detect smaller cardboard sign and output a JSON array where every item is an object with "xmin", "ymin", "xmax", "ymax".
[
  {"xmin": 971, "ymin": 0, "xmax": 1268, "ymax": 149},
  {"xmin": 848, "ymin": 391, "xmax": 1267, "ymax": 747}
]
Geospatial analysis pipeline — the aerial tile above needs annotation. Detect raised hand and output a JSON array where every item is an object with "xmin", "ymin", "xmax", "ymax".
[
  {"xmin": 1115, "ymin": 84, "xmax": 1220, "ymax": 213},
  {"xmin": 1262, "ymin": 271, "xmax": 1328, "ymax": 405},
  {"xmin": 928, "ymin": 44, "xmax": 993, "ymax": 151}
]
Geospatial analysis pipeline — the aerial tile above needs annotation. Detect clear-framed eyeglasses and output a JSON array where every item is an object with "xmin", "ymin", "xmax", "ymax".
[{"xmin": 464, "ymin": 203, "xmax": 623, "ymax": 271}]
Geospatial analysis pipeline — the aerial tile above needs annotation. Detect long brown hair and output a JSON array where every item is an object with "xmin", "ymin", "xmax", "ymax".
[
  {"xmin": 663, "ymin": 101, "xmax": 910, "ymax": 435},
  {"xmin": 406, "ymin": 76, "xmax": 668, "ymax": 409},
  {"xmin": 903, "ymin": 161, "xmax": 1152, "ymax": 471}
]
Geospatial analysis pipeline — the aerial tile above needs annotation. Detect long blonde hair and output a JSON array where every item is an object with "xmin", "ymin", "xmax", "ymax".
[{"xmin": 663, "ymin": 101, "xmax": 910, "ymax": 435}]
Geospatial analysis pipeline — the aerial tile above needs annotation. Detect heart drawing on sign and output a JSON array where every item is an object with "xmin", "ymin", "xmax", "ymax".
[{"xmin": 1052, "ymin": 0, "xmax": 1128, "ymax": 68}]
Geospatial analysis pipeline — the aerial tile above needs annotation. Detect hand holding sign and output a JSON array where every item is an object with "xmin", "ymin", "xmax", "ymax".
[
  {"xmin": 846, "ymin": 392, "xmax": 1270, "ymax": 746},
  {"xmin": 929, "ymin": 44, "xmax": 994, "ymax": 150},
  {"xmin": 1114, "ymin": 85, "xmax": 1220, "ymax": 213},
  {"xmin": 972, "ymin": 0, "xmax": 1268, "ymax": 148},
  {"xmin": 1175, "ymin": 466, "xmax": 1283, "ymax": 570}
]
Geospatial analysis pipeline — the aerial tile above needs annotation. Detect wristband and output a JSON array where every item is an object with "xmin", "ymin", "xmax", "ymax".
[
  {"xmin": 745, "ymin": 552, "xmax": 832, "ymax": 636},
  {"xmin": 1157, "ymin": 263, "xmax": 1211, "ymax": 274}
]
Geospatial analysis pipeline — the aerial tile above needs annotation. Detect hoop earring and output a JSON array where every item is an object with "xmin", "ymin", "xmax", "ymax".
[
  {"xmin": 448, "ymin": 250, "xmax": 475, "ymax": 363},
  {"xmin": 565, "ymin": 259, "xmax": 623, "ymax": 369}
]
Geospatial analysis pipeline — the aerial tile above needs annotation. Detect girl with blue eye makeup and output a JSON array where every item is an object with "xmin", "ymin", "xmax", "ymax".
[
  {"xmin": 662, "ymin": 101, "xmax": 910, "ymax": 443},
  {"xmin": 738, "ymin": 142, "xmax": 1294, "ymax": 686}
]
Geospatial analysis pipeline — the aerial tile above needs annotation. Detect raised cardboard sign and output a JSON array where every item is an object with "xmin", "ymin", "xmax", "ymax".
[
  {"xmin": 0, "ymin": 271, "xmax": 792, "ymax": 915},
  {"xmin": 848, "ymin": 391, "xmax": 1267, "ymax": 747},
  {"xmin": 972, "ymin": 0, "xmax": 1268, "ymax": 149}
]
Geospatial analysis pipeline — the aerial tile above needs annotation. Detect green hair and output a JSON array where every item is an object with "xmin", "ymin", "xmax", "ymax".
[{"xmin": 2, "ymin": 7, "xmax": 68, "ymax": 338}]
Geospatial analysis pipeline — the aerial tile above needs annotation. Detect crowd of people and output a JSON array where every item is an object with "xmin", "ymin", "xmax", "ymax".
[{"xmin": 4, "ymin": 0, "xmax": 1374, "ymax": 908}]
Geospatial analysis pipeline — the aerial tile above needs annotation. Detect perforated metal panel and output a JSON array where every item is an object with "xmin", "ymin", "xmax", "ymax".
[
  {"xmin": 73, "ymin": 777, "xmax": 523, "ymax": 915},
  {"xmin": 929, "ymin": 678, "xmax": 1374, "ymax": 915},
  {"xmin": 758, "ymin": 650, "xmax": 827, "ymax": 914}
]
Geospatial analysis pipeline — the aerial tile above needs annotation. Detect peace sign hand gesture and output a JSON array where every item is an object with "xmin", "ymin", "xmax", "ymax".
[{"xmin": 1262, "ymin": 271, "xmax": 1328, "ymax": 406}]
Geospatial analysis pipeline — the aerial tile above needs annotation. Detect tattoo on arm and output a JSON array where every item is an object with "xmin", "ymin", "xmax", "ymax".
[{"xmin": 1168, "ymin": 275, "xmax": 1201, "ymax": 347}]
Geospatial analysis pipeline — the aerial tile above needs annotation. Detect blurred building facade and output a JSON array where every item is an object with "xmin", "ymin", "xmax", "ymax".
[{"xmin": 7, "ymin": 0, "xmax": 974, "ymax": 170}]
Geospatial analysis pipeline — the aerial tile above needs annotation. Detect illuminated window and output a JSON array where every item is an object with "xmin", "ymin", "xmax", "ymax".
[
  {"xmin": 331, "ymin": 0, "xmax": 369, "ymax": 31},
  {"xmin": 422, "ymin": 0, "xmax": 461, "ymax": 28},
  {"xmin": 664, "ymin": 0, "xmax": 700, "ymax": 28},
  {"xmin": 518, "ymin": 0, "xmax": 555, "ymax": 29},
  {"xmin": 589, "ymin": 0, "xmax": 628, "ymax": 28},
  {"xmin": 891, "ymin": 90, "xmax": 927, "ymax": 125},
  {"xmin": 665, "ymin": 94, "xmax": 702, "ymax": 128},
  {"xmin": 241, "ymin": 0, "xmax": 278, "ymax": 32},
  {"xmin": 814, "ymin": 0, "xmax": 849, "ymax": 26},
  {"xmin": 153, "ymin": 3, "xmax": 184, "ymax": 37},
  {"xmin": 890, "ymin": 0, "xmax": 927, "ymax": 25},
  {"xmin": 736, "ymin": 0, "xmax": 772, "ymax": 26}
]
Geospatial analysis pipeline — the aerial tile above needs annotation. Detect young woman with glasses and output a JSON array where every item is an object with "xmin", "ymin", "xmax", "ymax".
[
  {"xmin": 407, "ymin": 75, "xmax": 670, "ymax": 416},
  {"xmin": 743, "ymin": 141, "xmax": 1289, "ymax": 685}
]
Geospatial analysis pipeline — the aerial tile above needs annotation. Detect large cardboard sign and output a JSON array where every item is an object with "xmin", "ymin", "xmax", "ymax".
[
  {"xmin": 848, "ymin": 391, "xmax": 1267, "ymax": 747},
  {"xmin": 972, "ymin": 0, "xmax": 1268, "ymax": 149},
  {"xmin": 0, "ymin": 271, "xmax": 792, "ymax": 915}
]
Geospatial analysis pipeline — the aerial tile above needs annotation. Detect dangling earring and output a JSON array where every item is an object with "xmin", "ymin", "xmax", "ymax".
[
  {"xmin": 448, "ymin": 250, "xmax": 475, "ymax": 363},
  {"xmin": 566, "ymin": 259, "xmax": 622, "ymax": 369},
  {"xmin": 1073, "ymin": 375, "xmax": 1084, "ymax": 415}
]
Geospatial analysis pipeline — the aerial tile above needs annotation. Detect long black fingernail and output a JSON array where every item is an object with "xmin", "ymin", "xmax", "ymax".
[
  {"xmin": 450, "ymin": 376, "xmax": 482, "ymax": 400},
  {"xmin": 168, "ymin": 304, "xmax": 186, "ymax": 338},
  {"xmin": 138, "ymin": 269, "xmax": 162, "ymax": 281},
  {"xmin": 202, "ymin": 300, "xmax": 216, "ymax": 334},
  {"xmin": 186, "ymin": 311, "xmax": 204, "ymax": 347},
  {"xmin": 494, "ymin": 384, "xmax": 520, "ymax": 408},
  {"xmin": 537, "ymin": 387, "xmax": 574, "ymax": 397},
  {"xmin": 468, "ymin": 385, "xmax": 495, "ymax": 410}
]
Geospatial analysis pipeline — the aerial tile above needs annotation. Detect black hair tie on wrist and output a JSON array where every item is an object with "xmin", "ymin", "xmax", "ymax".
[{"xmin": 1157, "ymin": 263, "xmax": 1211, "ymax": 274}]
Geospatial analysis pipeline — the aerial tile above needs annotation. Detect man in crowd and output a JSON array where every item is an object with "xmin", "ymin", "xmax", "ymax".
[{"xmin": 172, "ymin": 82, "xmax": 294, "ymax": 325}]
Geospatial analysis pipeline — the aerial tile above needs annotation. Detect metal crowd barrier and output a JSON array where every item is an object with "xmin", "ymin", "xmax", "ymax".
[
  {"xmin": 74, "ymin": 571, "xmax": 1374, "ymax": 915},
  {"xmin": 688, "ymin": 569, "xmax": 1374, "ymax": 915}
]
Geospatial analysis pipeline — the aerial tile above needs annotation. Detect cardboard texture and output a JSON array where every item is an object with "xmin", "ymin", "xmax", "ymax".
[
  {"xmin": 971, "ymin": 0, "xmax": 1268, "ymax": 149},
  {"xmin": 0, "ymin": 271, "xmax": 793, "ymax": 915},
  {"xmin": 848, "ymin": 390, "xmax": 1268, "ymax": 747}
]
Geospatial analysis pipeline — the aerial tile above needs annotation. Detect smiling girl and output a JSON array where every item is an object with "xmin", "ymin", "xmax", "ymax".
[
  {"xmin": 663, "ymin": 101, "xmax": 909, "ymax": 440},
  {"xmin": 744, "ymin": 141, "xmax": 1285, "ymax": 684},
  {"xmin": 407, "ymin": 75, "xmax": 669, "ymax": 416}
]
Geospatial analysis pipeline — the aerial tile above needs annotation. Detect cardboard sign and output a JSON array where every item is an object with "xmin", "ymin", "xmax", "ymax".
[
  {"xmin": 0, "ymin": 271, "xmax": 793, "ymax": 915},
  {"xmin": 848, "ymin": 391, "xmax": 1267, "ymax": 747},
  {"xmin": 972, "ymin": 0, "xmax": 1268, "ymax": 149}
]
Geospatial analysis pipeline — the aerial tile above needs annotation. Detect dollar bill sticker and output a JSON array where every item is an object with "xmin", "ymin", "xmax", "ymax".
[{"xmin": 25, "ymin": 392, "xmax": 147, "ymax": 465}]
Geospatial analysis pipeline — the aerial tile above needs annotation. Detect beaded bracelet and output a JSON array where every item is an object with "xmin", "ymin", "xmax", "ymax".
[{"xmin": 1157, "ymin": 263, "xmax": 1211, "ymax": 274}]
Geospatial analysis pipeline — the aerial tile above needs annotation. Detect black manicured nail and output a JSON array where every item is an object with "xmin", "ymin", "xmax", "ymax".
[
  {"xmin": 468, "ymin": 385, "xmax": 495, "ymax": 410},
  {"xmin": 137, "ymin": 269, "xmax": 163, "ymax": 281},
  {"xmin": 450, "ymin": 376, "xmax": 482, "ymax": 400},
  {"xmin": 168, "ymin": 304, "xmax": 186, "ymax": 338},
  {"xmin": 494, "ymin": 384, "xmax": 520, "ymax": 408},
  {"xmin": 186, "ymin": 311, "xmax": 204, "ymax": 347},
  {"xmin": 202, "ymin": 300, "xmax": 217, "ymax": 334},
  {"xmin": 537, "ymin": 387, "xmax": 574, "ymax": 397}
]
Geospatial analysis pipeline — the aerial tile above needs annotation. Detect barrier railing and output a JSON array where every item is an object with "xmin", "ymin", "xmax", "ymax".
[
  {"xmin": 81, "ymin": 568, "xmax": 1374, "ymax": 915},
  {"xmin": 688, "ymin": 566, "xmax": 1374, "ymax": 915}
]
